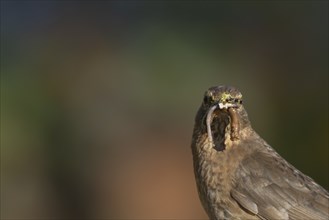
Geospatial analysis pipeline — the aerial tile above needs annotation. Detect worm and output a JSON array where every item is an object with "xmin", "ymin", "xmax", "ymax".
[
  {"xmin": 228, "ymin": 107, "xmax": 239, "ymax": 141},
  {"xmin": 206, "ymin": 105, "xmax": 218, "ymax": 147}
]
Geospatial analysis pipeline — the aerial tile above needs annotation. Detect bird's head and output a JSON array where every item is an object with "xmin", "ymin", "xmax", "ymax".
[
  {"xmin": 202, "ymin": 86, "xmax": 243, "ymax": 110},
  {"xmin": 196, "ymin": 85, "xmax": 249, "ymax": 151}
]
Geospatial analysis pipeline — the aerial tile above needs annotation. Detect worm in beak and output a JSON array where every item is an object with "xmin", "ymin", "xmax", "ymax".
[{"xmin": 206, "ymin": 104, "xmax": 240, "ymax": 147}]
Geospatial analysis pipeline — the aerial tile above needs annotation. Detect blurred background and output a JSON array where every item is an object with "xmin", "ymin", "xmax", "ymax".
[{"xmin": 1, "ymin": 1, "xmax": 328, "ymax": 219}]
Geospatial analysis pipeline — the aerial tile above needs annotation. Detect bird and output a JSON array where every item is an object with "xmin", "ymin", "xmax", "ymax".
[{"xmin": 191, "ymin": 85, "xmax": 329, "ymax": 220}]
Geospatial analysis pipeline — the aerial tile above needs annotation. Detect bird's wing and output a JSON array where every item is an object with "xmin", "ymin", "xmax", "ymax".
[{"xmin": 231, "ymin": 144, "xmax": 329, "ymax": 220}]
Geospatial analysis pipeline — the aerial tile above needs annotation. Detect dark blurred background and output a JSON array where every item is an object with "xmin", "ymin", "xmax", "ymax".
[{"xmin": 1, "ymin": 1, "xmax": 328, "ymax": 219}]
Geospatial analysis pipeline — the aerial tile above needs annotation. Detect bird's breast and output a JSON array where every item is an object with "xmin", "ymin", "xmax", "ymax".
[{"xmin": 192, "ymin": 131, "xmax": 253, "ymax": 219}]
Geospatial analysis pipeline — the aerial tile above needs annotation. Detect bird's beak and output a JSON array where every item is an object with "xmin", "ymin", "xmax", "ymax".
[{"xmin": 218, "ymin": 102, "xmax": 239, "ymax": 110}]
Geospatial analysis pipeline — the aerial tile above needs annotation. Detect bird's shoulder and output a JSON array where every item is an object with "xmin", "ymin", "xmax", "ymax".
[{"xmin": 231, "ymin": 134, "xmax": 329, "ymax": 220}]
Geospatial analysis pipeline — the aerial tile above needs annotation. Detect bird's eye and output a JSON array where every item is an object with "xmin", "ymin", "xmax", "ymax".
[
  {"xmin": 226, "ymin": 97, "xmax": 233, "ymax": 102},
  {"xmin": 239, "ymin": 100, "xmax": 243, "ymax": 104}
]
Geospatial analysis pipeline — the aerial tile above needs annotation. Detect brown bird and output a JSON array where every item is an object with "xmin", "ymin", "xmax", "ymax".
[{"xmin": 191, "ymin": 85, "xmax": 329, "ymax": 220}]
